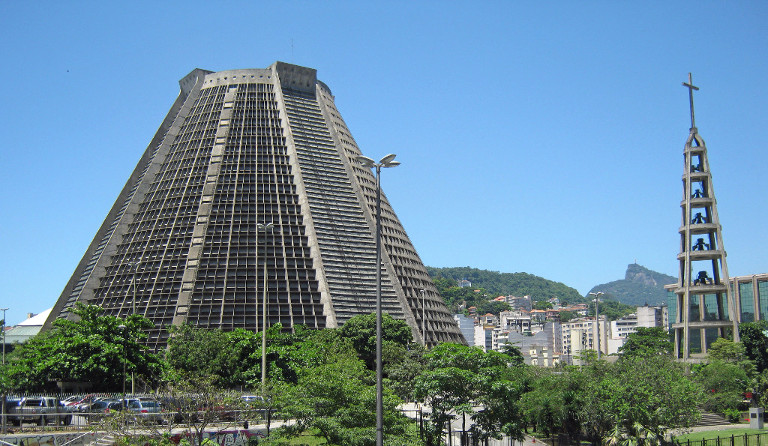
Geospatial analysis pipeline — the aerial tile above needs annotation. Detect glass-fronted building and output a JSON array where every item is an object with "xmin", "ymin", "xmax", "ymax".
[{"xmin": 668, "ymin": 273, "xmax": 768, "ymax": 356}]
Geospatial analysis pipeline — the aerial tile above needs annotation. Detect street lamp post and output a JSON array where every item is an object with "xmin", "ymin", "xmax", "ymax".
[
  {"xmin": 420, "ymin": 289, "xmax": 426, "ymax": 346},
  {"xmin": 1, "ymin": 307, "xmax": 7, "ymax": 434},
  {"xmin": 118, "ymin": 324, "xmax": 127, "ymax": 410},
  {"xmin": 129, "ymin": 262, "xmax": 139, "ymax": 395},
  {"xmin": 257, "ymin": 222, "xmax": 274, "ymax": 392},
  {"xmin": 589, "ymin": 292, "xmax": 603, "ymax": 359},
  {"xmin": 356, "ymin": 153, "xmax": 400, "ymax": 446}
]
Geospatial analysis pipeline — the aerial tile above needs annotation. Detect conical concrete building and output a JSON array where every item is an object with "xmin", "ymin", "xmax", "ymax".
[
  {"xmin": 670, "ymin": 74, "xmax": 738, "ymax": 359},
  {"xmin": 45, "ymin": 62, "xmax": 465, "ymax": 350}
]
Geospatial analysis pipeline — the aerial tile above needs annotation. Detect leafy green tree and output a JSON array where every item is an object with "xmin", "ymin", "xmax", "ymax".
[
  {"xmin": 338, "ymin": 313, "xmax": 413, "ymax": 370},
  {"xmin": 520, "ymin": 369, "xmax": 567, "ymax": 438},
  {"xmin": 499, "ymin": 342, "xmax": 525, "ymax": 367},
  {"xmin": 271, "ymin": 332, "xmax": 419, "ymax": 446},
  {"xmin": 618, "ymin": 327, "xmax": 673, "ymax": 358},
  {"xmin": 708, "ymin": 338, "xmax": 748, "ymax": 364},
  {"xmin": 382, "ymin": 342, "xmax": 427, "ymax": 401},
  {"xmin": 692, "ymin": 360, "xmax": 749, "ymax": 413},
  {"xmin": 532, "ymin": 301, "xmax": 553, "ymax": 310},
  {"xmin": 521, "ymin": 367, "xmax": 585, "ymax": 443},
  {"xmin": 587, "ymin": 299, "xmax": 635, "ymax": 321},
  {"xmin": 4, "ymin": 304, "xmax": 162, "ymax": 392},
  {"xmin": 475, "ymin": 300, "xmax": 512, "ymax": 316},
  {"xmin": 740, "ymin": 321, "xmax": 768, "ymax": 373},
  {"xmin": 558, "ymin": 310, "xmax": 575, "ymax": 323},
  {"xmin": 432, "ymin": 276, "xmax": 457, "ymax": 293},
  {"xmin": 164, "ymin": 324, "xmax": 258, "ymax": 388},
  {"xmin": 610, "ymin": 355, "xmax": 702, "ymax": 441},
  {"xmin": 414, "ymin": 343, "xmax": 525, "ymax": 443}
]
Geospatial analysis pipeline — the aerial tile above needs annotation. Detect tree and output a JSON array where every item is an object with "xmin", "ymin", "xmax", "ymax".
[
  {"xmin": 521, "ymin": 367, "xmax": 585, "ymax": 443},
  {"xmin": 338, "ymin": 313, "xmax": 413, "ymax": 370},
  {"xmin": 414, "ymin": 343, "xmax": 525, "ymax": 443},
  {"xmin": 475, "ymin": 300, "xmax": 512, "ymax": 316},
  {"xmin": 618, "ymin": 327, "xmax": 673, "ymax": 358},
  {"xmin": 4, "ymin": 304, "xmax": 162, "ymax": 392},
  {"xmin": 499, "ymin": 342, "xmax": 525, "ymax": 367},
  {"xmin": 382, "ymin": 342, "xmax": 427, "ymax": 401},
  {"xmin": 165, "ymin": 324, "xmax": 258, "ymax": 388},
  {"xmin": 692, "ymin": 360, "xmax": 749, "ymax": 413},
  {"xmin": 271, "ymin": 332, "xmax": 420, "ymax": 445},
  {"xmin": 708, "ymin": 338, "xmax": 748, "ymax": 364},
  {"xmin": 587, "ymin": 299, "xmax": 635, "ymax": 321},
  {"xmin": 610, "ymin": 355, "xmax": 702, "ymax": 441},
  {"xmin": 558, "ymin": 310, "xmax": 576, "ymax": 323},
  {"xmin": 739, "ymin": 321, "xmax": 768, "ymax": 373}
]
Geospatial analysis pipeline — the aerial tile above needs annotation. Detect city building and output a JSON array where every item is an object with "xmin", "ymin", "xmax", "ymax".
[
  {"xmin": 669, "ymin": 273, "xmax": 768, "ymax": 332},
  {"xmin": 453, "ymin": 313, "xmax": 474, "ymax": 346},
  {"xmin": 561, "ymin": 317, "xmax": 610, "ymax": 361},
  {"xmin": 3, "ymin": 309, "xmax": 51, "ymax": 352},
  {"xmin": 499, "ymin": 310, "xmax": 532, "ymax": 334},
  {"xmin": 506, "ymin": 322, "xmax": 562, "ymax": 366},
  {"xmin": 731, "ymin": 273, "xmax": 768, "ymax": 323},
  {"xmin": 610, "ymin": 314, "xmax": 638, "ymax": 340},
  {"xmin": 669, "ymin": 74, "xmax": 738, "ymax": 359},
  {"xmin": 44, "ymin": 62, "xmax": 465, "ymax": 350},
  {"xmin": 636, "ymin": 304, "xmax": 668, "ymax": 329}
]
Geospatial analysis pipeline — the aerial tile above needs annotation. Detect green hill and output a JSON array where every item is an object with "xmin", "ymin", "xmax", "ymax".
[
  {"xmin": 587, "ymin": 263, "xmax": 676, "ymax": 306},
  {"xmin": 426, "ymin": 266, "xmax": 585, "ymax": 303}
]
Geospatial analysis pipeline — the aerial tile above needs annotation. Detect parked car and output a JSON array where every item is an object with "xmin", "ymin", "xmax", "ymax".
[
  {"xmin": 6, "ymin": 397, "xmax": 72, "ymax": 426},
  {"xmin": 125, "ymin": 398, "xmax": 165, "ymax": 424},
  {"xmin": 71, "ymin": 394, "xmax": 99, "ymax": 412},
  {"xmin": 84, "ymin": 399, "xmax": 123, "ymax": 421}
]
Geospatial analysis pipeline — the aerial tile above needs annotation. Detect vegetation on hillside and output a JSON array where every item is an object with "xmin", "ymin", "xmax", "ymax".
[
  {"xmin": 429, "ymin": 266, "xmax": 635, "ymax": 319},
  {"xmin": 426, "ymin": 266, "xmax": 584, "ymax": 303}
]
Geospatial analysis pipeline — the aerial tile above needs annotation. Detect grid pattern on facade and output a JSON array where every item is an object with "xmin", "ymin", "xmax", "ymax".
[
  {"xmin": 315, "ymin": 88, "xmax": 463, "ymax": 345},
  {"xmin": 89, "ymin": 86, "xmax": 226, "ymax": 349},
  {"xmin": 187, "ymin": 83, "xmax": 324, "ymax": 331},
  {"xmin": 58, "ymin": 118, "xmax": 178, "ymax": 318},
  {"xmin": 281, "ymin": 87, "xmax": 404, "ymax": 323}
]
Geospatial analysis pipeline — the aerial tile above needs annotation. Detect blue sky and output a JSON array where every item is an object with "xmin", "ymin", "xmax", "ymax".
[{"xmin": 1, "ymin": 1, "xmax": 766, "ymax": 325}]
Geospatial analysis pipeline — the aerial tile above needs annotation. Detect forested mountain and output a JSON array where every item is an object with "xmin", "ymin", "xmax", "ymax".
[
  {"xmin": 587, "ymin": 263, "xmax": 676, "ymax": 306},
  {"xmin": 426, "ymin": 266, "xmax": 584, "ymax": 303}
]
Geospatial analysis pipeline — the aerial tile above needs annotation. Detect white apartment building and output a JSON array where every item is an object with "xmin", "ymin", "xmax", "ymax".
[
  {"xmin": 499, "ymin": 310, "xmax": 532, "ymax": 334},
  {"xmin": 561, "ymin": 318, "xmax": 610, "ymax": 362},
  {"xmin": 636, "ymin": 305, "xmax": 668, "ymax": 329}
]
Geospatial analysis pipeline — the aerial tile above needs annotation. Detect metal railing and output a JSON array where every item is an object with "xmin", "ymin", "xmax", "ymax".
[
  {"xmin": 673, "ymin": 432, "xmax": 768, "ymax": 446},
  {"xmin": 1, "ymin": 393, "xmax": 274, "ymax": 434}
]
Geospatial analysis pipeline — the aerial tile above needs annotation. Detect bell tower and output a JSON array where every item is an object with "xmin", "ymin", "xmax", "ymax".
[{"xmin": 671, "ymin": 73, "xmax": 739, "ymax": 359}]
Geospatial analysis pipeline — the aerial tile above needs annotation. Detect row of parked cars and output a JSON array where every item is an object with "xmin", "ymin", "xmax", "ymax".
[
  {"xmin": 4, "ymin": 395, "xmax": 164, "ymax": 426},
  {"xmin": 4, "ymin": 394, "xmax": 266, "ymax": 428}
]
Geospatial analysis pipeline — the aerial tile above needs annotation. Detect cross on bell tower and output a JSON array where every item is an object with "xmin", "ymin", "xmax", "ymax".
[
  {"xmin": 682, "ymin": 73, "xmax": 699, "ymax": 130},
  {"xmin": 670, "ymin": 73, "xmax": 739, "ymax": 360}
]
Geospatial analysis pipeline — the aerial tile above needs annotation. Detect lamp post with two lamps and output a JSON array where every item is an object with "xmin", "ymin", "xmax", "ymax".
[
  {"xmin": 257, "ymin": 222, "xmax": 274, "ymax": 393},
  {"xmin": 117, "ymin": 324, "xmax": 127, "ymax": 410},
  {"xmin": 128, "ymin": 262, "xmax": 140, "ymax": 395},
  {"xmin": 1, "ymin": 307, "xmax": 7, "ymax": 434},
  {"xmin": 588, "ymin": 292, "xmax": 603, "ymax": 359},
  {"xmin": 420, "ymin": 289, "xmax": 427, "ymax": 346},
  {"xmin": 356, "ymin": 153, "xmax": 400, "ymax": 446}
]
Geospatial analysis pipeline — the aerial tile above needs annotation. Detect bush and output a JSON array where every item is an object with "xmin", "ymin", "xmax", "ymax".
[{"xmin": 724, "ymin": 408, "xmax": 742, "ymax": 423}]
